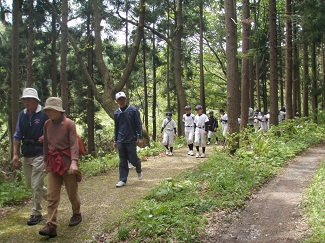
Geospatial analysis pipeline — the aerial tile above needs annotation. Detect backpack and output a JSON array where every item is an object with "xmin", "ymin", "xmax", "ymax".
[{"xmin": 45, "ymin": 118, "xmax": 86, "ymax": 157}]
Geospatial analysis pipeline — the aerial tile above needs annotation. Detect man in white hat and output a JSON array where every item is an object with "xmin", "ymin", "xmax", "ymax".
[
  {"xmin": 13, "ymin": 88, "xmax": 48, "ymax": 226},
  {"xmin": 113, "ymin": 91, "xmax": 144, "ymax": 187}
]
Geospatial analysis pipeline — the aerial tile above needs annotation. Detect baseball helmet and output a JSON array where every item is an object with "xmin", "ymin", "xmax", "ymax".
[
  {"xmin": 209, "ymin": 110, "xmax": 214, "ymax": 114},
  {"xmin": 185, "ymin": 105, "xmax": 191, "ymax": 110},
  {"xmin": 166, "ymin": 111, "xmax": 172, "ymax": 117},
  {"xmin": 195, "ymin": 105, "xmax": 203, "ymax": 110}
]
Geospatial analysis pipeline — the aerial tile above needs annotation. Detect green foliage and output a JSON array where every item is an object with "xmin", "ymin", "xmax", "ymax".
[
  {"xmin": 137, "ymin": 141, "xmax": 162, "ymax": 160},
  {"xmin": 0, "ymin": 178, "xmax": 31, "ymax": 207},
  {"xmin": 79, "ymin": 153, "xmax": 119, "ymax": 177},
  {"xmin": 111, "ymin": 118, "xmax": 325, "ymax": 242},
  {"xmin": 303, "ymin": 160, "xmax": 325, "ymax": 242}
]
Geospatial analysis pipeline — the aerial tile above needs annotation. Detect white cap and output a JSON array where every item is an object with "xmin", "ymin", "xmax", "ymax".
[
  {"xmin": 20, "ymin": 88, "xmax": 40, "ymax": 101},
  {"xmin": 115, "ymin": 92, "xmax": 127, "ymax": 100}
]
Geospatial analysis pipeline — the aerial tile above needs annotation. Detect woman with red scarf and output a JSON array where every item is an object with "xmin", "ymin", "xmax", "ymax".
[{"xmin": 39, "ymin": 97, "xmax": 82, "ymax": 238}]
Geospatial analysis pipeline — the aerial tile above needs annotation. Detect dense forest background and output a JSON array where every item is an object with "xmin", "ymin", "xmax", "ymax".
[{"xmin": 0, "ymin": 0, "xmax": 325, "ymax": 158}]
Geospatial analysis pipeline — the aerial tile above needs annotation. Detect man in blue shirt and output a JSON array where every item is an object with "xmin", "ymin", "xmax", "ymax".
[
  {"xmin": 114, "ymin": 92, "xmax": 143, "ymax": 187},
  {"xmin": 12, "ymin": 88, "xmax": 48, "ymax": 225}
]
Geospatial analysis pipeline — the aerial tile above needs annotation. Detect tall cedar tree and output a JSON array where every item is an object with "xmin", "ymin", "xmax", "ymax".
[
  {"xmin": 285, "ymin": 0, "xmax": 293, "ymax": 119},
  {"xmin": 269, "ymin": 0, "xmax": 278, "ymax": 126},
  {"xmin": 240, "ymin": 0, "xmax": 250, "ymax": 130},
  {"xmin": 225, "ymin": 0, "xmax": 240, "ymax": 152}
]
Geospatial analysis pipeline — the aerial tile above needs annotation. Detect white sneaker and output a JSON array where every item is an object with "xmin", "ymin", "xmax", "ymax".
[
  {"xmin": 215, "ymin": 141, "xmax": 218, "ymax": 145},
  {"xmin": 187, "ymin": 151, "xmax": 191, "ymax": 155},
  {"xmin": 201, "ymin": 153, "xmax": 206, "ymax": 158},
  {"xmin": 168, "ymin": 152, "xmax": 173, "ymax": 156},
  {"xmin": 128, "ymin": 162, "xmax": 134, "ymax": 169},
  {"xmin": 189, "ymin": 150, "xmax": 194, "ymax": 156},
  {"xmin": 207, "ymin": 141, "xmax": 211, "ymax": 145},
  {"xmin": 165, "ymin": 150, "xmax": 169, "ymax": 155},
  {"xmin": 116, "ymin": 181, "xmax": 126, "ymax": 187},
  {"xmin": 196, "ymin": 152, "xmax": 200, "ymax": 158},
  {"xmin": 138, "ymin": 172, "xmax": 143, "ymax": 180}
]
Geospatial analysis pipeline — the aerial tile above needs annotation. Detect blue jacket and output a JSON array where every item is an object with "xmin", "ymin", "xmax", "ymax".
[
  {"xmin": 14, "ymin": 105, "xmax": 48, "ymax": 157},
  {"xmin": 114, "ymin": 105, "xmax": 143, "ymax": 143}
]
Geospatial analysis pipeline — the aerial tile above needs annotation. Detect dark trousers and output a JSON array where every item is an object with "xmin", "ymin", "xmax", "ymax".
[{"xmin": 118, "ymin": 142, "xmax": 141, "ymax": 182}]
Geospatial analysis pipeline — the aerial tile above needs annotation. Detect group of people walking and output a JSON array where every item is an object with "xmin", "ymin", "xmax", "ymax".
[
  {"xmin": 13, "ymin": 88, "xmax": 83, "ymax": 238},
  {"xmin": 12, "ymin": 88, "xmax": 144, "ymax": 238},
  {"xmin": 161, "ymin": 105, "xmax": 228, "ymax": 158}
]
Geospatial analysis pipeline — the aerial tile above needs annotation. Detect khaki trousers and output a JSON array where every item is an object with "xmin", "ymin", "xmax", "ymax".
[
  {"xmin": 22, "ymin": 156, "xmax": 47, "ymax": 216},
  {"xmin": 47, "ymin": 171, "xmax": 81, "ymax": 225}
]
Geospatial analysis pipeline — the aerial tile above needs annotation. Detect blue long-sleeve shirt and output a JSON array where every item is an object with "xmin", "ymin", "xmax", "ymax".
[{"xmin": 114, "ymin": 105, "xmax": 143, "ymax": 143}]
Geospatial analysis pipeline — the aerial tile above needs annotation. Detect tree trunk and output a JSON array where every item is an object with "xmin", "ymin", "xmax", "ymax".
[
  {"xmin": 26, "ymin": 0, "xmax": 34, "ymax": 87},
  {"xmin": 152, "ymin": 30, "xmax": 157, "ymax": 141},
  {"xmin": 11, "ymin": 0, "xmax": 20, "ymax": 158},
  {"xmin": 292, "ymin": 22, "xmax": 300, "ymax": 116},
  {"xmin": 311, "ymin": 42, "xmax": 317, "ymax": 122},
  {"xmin": 225, "ymin": 0, "xmax": 240, "ymax": 153},
  {"xmin": 60, "ymin": 0, "xmax": 69, "ymax": 113},
  {"xmin": 240, "ymin": 0, "xmax": 250, "ymax": 130},
  {"xmin": 174, "ymin": 0, "xmax": 187, "ymax": 136},
  {"xmin": 51, "ymin": 0, "xmax": 57, "ymax": 96},
  {"xmin": 285, "ymin": 0, "xmax": 293, "ymax": 119},
  {"xmin": 249, "ymin": 0, "xmax": 259, "ymax": 109},
  {"xmin": 269, "ymin": 0, "xmax": 278, "ymax": 126},
  {"xmin": 167, "ymin": 7, "xmax": 171, "ymax": 111},
  {"xmin": 142, "ymin": 34, "xmax": 149, "ymax": 134},
  {"xmin": 124, "ymin": 3, "xmax": 130, "ymax": 96},
  {"xmin": 256, "ymin": 57, "xmax": 260, "ymax": 110},
  {"xmin": 199, "ymin": 0, "xmax": 205, "ymax": 113},
  {"xmin": 86, "ymin": 13, "xmax": 95, "ymax": 156},
  {"xmin": 322, "ymin": 41, "xmax": 325, "ymax": 110},
  {"xmin": 278, "ymin": 19, "xmax": 284, "ymax": 108},
  {"xmin": 302, "ymin": 33, "xmax": 309, "ymax": 117}
]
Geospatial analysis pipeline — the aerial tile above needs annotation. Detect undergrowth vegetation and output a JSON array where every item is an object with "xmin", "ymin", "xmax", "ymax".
[
  {"xmin": 108, "ymin": 117, "xmax": 325, "ymax": 242},
  {"xmin": 303, "ymin": 160, "xmax": 325, "ymax": 242}
]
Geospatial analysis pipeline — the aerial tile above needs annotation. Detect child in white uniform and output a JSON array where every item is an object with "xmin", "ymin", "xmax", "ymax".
[
  {"xmin": 182, "ymin": 106, "xmax": 195, "ymax": 156},
  {"xmin": 219, "ymin": 109, "xmax": 228, "ymax": 145},
  {"xmin": 161, "ymin": 112, "xmax": 177, "ymax": 156},
  {"xmin": 194, "ymin": 105, "xmax": 209, "ymax": 158}
]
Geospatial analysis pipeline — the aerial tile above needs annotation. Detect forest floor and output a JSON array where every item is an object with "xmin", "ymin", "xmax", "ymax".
[{"xmin": 0, "ymin": 143, "xmax": 324, "ymax": 242}]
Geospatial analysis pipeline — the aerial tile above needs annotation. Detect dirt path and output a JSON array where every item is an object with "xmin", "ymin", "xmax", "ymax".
[
  {"xmin": 0, "ymin": 146, "xmax": 209, "ymax": 242},
  {"xmin": 204, "ymin": 144, "xmax": 325, "ymax": 242},
  {"xmin": 0, "ymin": 144, "xmax": 324, "ymax": 242}
]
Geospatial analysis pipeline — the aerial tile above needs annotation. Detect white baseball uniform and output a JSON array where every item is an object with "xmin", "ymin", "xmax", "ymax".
[
  {"xmin": 161, "ymin": 118, "xmax": 177, "ymax": 146},
  {"xmin": 194, "ymin": 114, "xmax": 209, "ymax": 146},
  {"xmin": 183, "ymin": 113, "xmax": 195, "ymax": 145}
]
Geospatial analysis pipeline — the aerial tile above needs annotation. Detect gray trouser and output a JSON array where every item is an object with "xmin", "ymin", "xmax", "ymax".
[{"xmin": 23, "ymin": 156, "xmax": 47, "ymax": 216}]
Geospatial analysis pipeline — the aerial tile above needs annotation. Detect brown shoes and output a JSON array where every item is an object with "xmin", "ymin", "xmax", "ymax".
[
  {"xmin": 69, "ymin": 214, "xmax": 82, "ymax": 226},
  {"xmin": 39, "ymin": 222, "xmax": 57, "ymax": 238},
  {"xmin": 39, "ymin": 214, "xmax": 81, "ymax": 237}
]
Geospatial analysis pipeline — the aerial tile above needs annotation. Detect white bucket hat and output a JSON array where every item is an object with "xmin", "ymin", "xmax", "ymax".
[
  {"xmin": 20, "ymin": 88, "xmax": 40, "ymax": 101},
  {"xmin": 42, "ymin": 97, "xmax": 65, "ymax": 112},
  {"xmin": 115, "ymin": 92, "xmax": 127, "ymax": 100}
]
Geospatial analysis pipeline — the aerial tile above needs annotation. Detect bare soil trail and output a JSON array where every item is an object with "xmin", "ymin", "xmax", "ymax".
[
  {"xmin": 204, "ymin": 143, "xmax": 325, "ymax": 242},
  {"xmin": 0, "ymin": 146, "xmax": 209, "ymax": 243}
]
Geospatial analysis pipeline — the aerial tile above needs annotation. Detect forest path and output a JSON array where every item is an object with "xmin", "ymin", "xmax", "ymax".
[
  {"xmin": 0, "ymin": 143, "xmax": 324, "ymax": 242},
  {"xmin": 0, "ymin": 146, "xmax": 209, "ymax": 242},
  {"xmin": 203, "ymin": 143, "xmax": 325, "ymax": 242}
]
